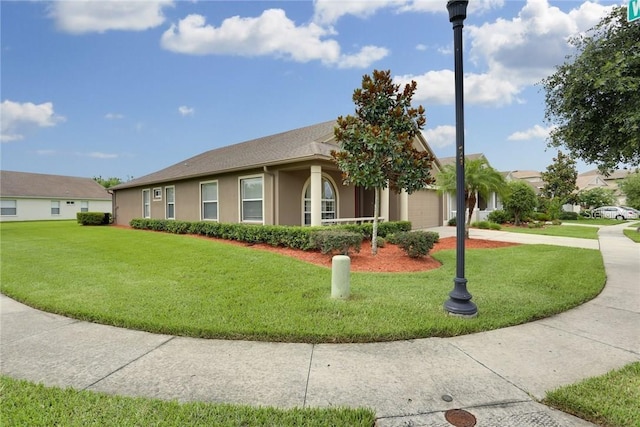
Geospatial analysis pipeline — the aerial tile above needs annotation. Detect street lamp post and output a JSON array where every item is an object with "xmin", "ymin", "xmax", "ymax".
[{"xmin": 444, "ymin": 0, "xmax": 477, "ymax": 317}]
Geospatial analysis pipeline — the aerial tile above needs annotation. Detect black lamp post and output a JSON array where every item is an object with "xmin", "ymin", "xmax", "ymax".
[{"xmin": 444, "ymin": 0, "xmax": 477, "ymax": 317}]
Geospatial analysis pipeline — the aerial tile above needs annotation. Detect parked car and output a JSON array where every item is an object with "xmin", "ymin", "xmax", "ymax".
[
  {"xmin": 621, "ymin": 206, "xmax": 640, "ymax": 218},
  {"xmin": 591, "ymin": 206, "xmax": 639, "ymax": 220}
]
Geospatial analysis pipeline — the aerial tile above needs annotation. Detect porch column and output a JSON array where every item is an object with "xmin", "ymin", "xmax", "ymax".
[
  {"xmin": 400, "ymin": 190, "xmax": 409, "ymax": 221},
  {"xmin": 380, "ymin": 186, "xmax": 390, "ymax": 221},
  {"xmin": 310, "ymin": 165, "xmax": 322, "ymax": 226}
]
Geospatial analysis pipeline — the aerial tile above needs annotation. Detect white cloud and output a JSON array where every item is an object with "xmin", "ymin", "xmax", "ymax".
[
  {"xmin": 50, "ymin": 0, "xmax": 173, "ymax": 34},
  {"xmin": 1, "ymin": 100, "xmax": 65, "ymax": 142},
  {"xmin": 87, "ymin": 152, "xmax": 119, "ymax": 159},
  {"xmin": 36, "ymin": 149, "xmax": 57, "ymax": 156},
  {"xmin": 178, "ymin": 105, "xmax": 195, "ymax": 116},
  {"xmin": 422, "ymin": 125, "xmax": 456, "ymax": 149},
  {"xmin": 507, "ymin": 124, "xmax": 554, "ymax": 141},
  {"xmin": 160, "ymin": 9, "xmax": 388, "ymax": 68},
  {"xmin": 105, "ymin": 113, "xmax": 124, "ymax": 120}
]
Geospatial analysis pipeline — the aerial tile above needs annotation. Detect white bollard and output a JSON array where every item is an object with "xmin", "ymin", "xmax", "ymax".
[{"xmin": 331, "ymin": 255, "xmax": 351, "ymax": 299}]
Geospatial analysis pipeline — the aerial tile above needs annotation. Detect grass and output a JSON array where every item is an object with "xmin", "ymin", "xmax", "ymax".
[
  {"xmin": 501, "ymin": 224, "xmax": 599, "ymax": 239},
  {"xmin": 544, "ymin": 362, "xmax": 640, "ymax": 427},
  {"xmin": 562, "ymin": 218, "xmax": 627, "ymax": 226},
  {"xmin": 0, "ymin": 376, "xmax": 375, "ymax": 427},
  {"xmin": 0, "ymin": 221, "xmax": 606, "ymax": 343},
  {"xmin": 623, "ymin": 228, "xmax": 640, "ymax": 243}
]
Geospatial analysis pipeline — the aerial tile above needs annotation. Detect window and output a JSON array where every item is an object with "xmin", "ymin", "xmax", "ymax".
[
  {"xmin": 240, "ymin": 176, "xmax": 263, "ymax": 222},
  {"xmin": 1, "ymin": 200, "xmax": 17, "ymax": 216},
  {"xmin": 201, "ymin": 181, "xmax": 218, "ymax": 220},
  {"xmin": 153, "ymin": 188, "xmax": 162, "ymax": 200},
  {"xmin": 303, "ymin": 177, "xmax": 337, "ymax": 225},
  {"xmin": 66, "ymin": 201, "xmax": 75, "ymax": 205},
  {"xmin": 165, "ymin": 186, "xmax": 175, "ymax": 219},
  {"xmin": 142, "ymin": 189, "xmax": 151, "ymax": 218},
  {"xmin": 80, "ymin": 201, "xmax": 89, "ymax": 212},
  {"xmin": 51, "ymin": 201, "xmax": 60, "ymax": 215}
]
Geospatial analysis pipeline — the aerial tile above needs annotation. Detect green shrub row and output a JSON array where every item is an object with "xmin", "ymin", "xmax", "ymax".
[
  {"xmin": 388, "ymin": 231, "xmax": 439, "ymax": 258},
  {"xmin": 77, "ymin": 212, "xmax": 111, "ymax": 226},
  {"xmin": 128, "ymin": 219, "xmax": 412, "ymax": 252},
  {"xmin": 309, "ymin": 230, "xmax": 363, "ymax": 255},
  {"xmin": 471, "ymin": 220, "xmax": 502, "ymax": 230}
]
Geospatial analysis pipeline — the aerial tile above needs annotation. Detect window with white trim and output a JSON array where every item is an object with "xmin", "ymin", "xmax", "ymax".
[
  {"xmin": 240, "ymin": 176, "xmax": 263, "ymax": 222},
  {"xmin": 165, "ymin": 186, "xmax": 175, "ymax": 219},
  {"xmin": 153, "ymin": 188, "xmax": 162, "ymax": 200},
  {"xmin": 80, "ymin": 201, "xmax": 89, "ymax": 212},
  {"xmin": 303, "ymin": 177, "xmax": 337, "ymax": 225},
  {"xmin": 142, "ymin": 189, "xmax": 151, "ymax": 218},
  {"xmin": 1, "ymin": 200, "xmax": 17, "ymax": 216},
  {"xmin": 201, "ymin": 181, "xmax": 218, "ymax": 220},
  {"xmin": 51, "ymin": 200, "xmax": 60, "ymax": 215}
]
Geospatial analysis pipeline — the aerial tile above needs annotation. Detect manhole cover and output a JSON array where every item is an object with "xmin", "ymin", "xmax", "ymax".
[{"xmin": 444, "ymin": 409, "xmax": 476, "ymax": 427}]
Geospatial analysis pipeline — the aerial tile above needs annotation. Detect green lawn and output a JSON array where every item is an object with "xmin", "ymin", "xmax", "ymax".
[
  {"xmin": 562, "ymin": 218, "xmax": 626, "ymax": 226},
  {"xmin": 623, "ymin": 228, "xmax": 640, "ymax": 243},
  {"xmin": 501, "ymin": 224, "xmax": 599, "ymax": 239},
  {"xmin": 0, "ymin": 221, "xmax": 605, "ymax": 343},
  {"xmin": 0, "ymin": 376, "xmax": 375, "ymax": 427},
  {"xmin": 545, "ymin": 362, "xmax": 640, "ymax": 427}
]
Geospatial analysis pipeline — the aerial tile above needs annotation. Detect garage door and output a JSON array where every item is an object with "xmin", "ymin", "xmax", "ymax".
[{"xmin": 408, "ymin": 189, "xmax": 442, "ymax": 229}]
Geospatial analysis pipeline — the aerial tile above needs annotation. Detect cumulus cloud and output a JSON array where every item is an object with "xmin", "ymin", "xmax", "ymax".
[
  {"xmin": 87, "ymin": 152, "xmax": 118, "ymax": 159},
  {"xmin": 105, "ymin": 113, "xmax": 124, "ymax": 120},
  {"xmin": 1, "ymin": 100, "xmax": 65, "ymax": 142},
  {"xmin": 50, "ymin": 0, "xmax": 173, "ymax": 34},
  {"xmin": 507, "ymin": 124, "xmax": 555, "ymax": 141},
  {"xmin": 422, "ymin": 125, "xmax": 456, "ymax": 149},
  {"xmin": 178, "ymin": 105, "xmax": 195, "ymax": 116},
  {"xmin": 160, "ymin": 9, "xmax": 388, "ymax": 68}
]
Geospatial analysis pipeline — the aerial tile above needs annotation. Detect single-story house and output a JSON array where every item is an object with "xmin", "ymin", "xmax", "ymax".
[
  {"xmin": 0, "ymin": 170, "xmax": 112, "ymax": 222},
  {"xmin": 110, "ymin": 120, "xmax": 444, "ymax": 229}
]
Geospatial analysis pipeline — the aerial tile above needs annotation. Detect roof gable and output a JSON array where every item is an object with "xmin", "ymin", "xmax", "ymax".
[{"xmin": 0, "ymin": 171, "xmax": 111, "ymax": 199}]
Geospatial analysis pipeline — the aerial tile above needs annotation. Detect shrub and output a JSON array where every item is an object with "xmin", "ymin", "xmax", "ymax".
[
  {"xmin": 77, "ymin": 212, "xmax": 111, "ymax": 226},
  {"xmin": 309, "ymin": 230, "xmax": 363, "ymax": 255},
  {"xmin": 472, "ymin": 220, "xmax": 492, "ymax": 229},
  {"xmin": 393, "ymin": 231, "xmax": 439, "ymax": 258},
  {"xmin": 489, "ymin": 222, "xmax": 502, "ymax": 230},
  {"xmin": 487, "ymin": 209, "xmax": 511, "ymax": 224},
  {"xmin": 375, "ymin": 236, "xmax": 386, "ymax": 248},
  {"xmin": 528, "ymin": 221, "xmax": 544, "ymax": 228},
  {"xmin": 558, "ymin": 211, "xmax": 578, "ymax": 220},
  {"xmin": 447, "ymin": 217, "xmax": 456, "ymax": 226},
  {"xmin": 533, "ymin": 212, "xmax": 551, "ymax": 222}
]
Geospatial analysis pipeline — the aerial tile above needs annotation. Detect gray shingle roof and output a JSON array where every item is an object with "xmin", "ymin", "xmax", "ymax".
[
  {"xmin": 113, "ymin": 120, "xmax": 338, "ymax": 190},
  {"xmin": 0, "ymin": 171, "xmax": 112, "ymax": 200}
]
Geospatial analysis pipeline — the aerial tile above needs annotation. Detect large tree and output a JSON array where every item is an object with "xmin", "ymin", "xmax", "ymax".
[
  {"xmin": 619, "ymin": 171, "xmax": 640, "ymax": 209},
  {"xmin": 503, "ymin": 181, "xmax": 537, "ymax": 226},
  {"xmin": 542, "ymin": 6, "xmax": 640, "ymax": 172},
  {"xmin": 332, "ymin": 69, "xmax": 435, "ymax": 254},
  {"xmin": 576, "ymin": 187, "xmax": 616, "ymax": 210},
  {"xmin": 436, "ymin": 157, "xmax": 507, "ymax": 238},
  {"xmin": 540, "ymin": 151, "xmax": 578, "ymax": 218}
]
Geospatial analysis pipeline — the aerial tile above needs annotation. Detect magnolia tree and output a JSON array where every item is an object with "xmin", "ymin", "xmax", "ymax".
[
  {"xmin": 503, "ymin": 181, "xmax": 537, "ymax": 226},
  {"xmin": 332, "ymin": 70, "xmax": 435, "ymax": 255}
]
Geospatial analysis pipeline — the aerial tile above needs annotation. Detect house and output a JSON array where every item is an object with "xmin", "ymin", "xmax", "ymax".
[
  {"xmin": 579, "ymin": 168, "xmax": 639, "ymax": 205},
  {"xmin": 0, "ymin": 170, "xmax": 112, "ymax": 222},
  {"xmin": 440, "ymin": 153, "xmax": 503, "ymax": 223},
  {"xmin": 110, "ymin": 120, "xmax": 444, "ymax": 229}
]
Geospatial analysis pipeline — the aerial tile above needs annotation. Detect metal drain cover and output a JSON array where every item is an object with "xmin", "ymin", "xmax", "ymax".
[{"xmin": 445, "ymin": 409, "xmax": 477, "ymax": 427}]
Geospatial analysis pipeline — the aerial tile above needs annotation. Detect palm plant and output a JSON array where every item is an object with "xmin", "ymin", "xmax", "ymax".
[{"xmin": 436, "ymin": 157, "xmax": 507, "ymax": 238}]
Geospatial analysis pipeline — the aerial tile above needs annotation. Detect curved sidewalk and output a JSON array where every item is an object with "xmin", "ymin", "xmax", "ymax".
[{"xmin": 1, "ymin": 224, "xmax": 638, "ymax": 426}]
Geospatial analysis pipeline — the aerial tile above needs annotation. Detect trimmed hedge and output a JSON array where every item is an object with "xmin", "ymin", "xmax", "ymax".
[
  {"xmin": 558, "ymin": 211, "xmax": 579, "ymax": 220},
  {"xmin": 388, "ymin": 231, "xmax": 439, "ymax": 258},
  {"xmin": 77, "ymin": 212, "xmax": 111, "ymax": 226},
  {"xmin": 128, "ymin": 219, "xmax": 412, "ymax": 252},
  {"xmin": 309, "ymin": 230, "xmax": 363, "ymax": 255}
]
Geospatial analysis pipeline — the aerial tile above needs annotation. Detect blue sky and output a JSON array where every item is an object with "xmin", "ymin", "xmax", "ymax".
[{"xmin": 1, "ymin": 0, "xmax": 622, "ymax": 180}]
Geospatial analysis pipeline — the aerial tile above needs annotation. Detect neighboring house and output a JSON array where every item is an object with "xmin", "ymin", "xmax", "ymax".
[
  {"xmin": 503, "ymin": 170, "xmax": 544, "ymax": 195},
  {"xmin": 440, "ymin": 153, "xmax": 503, "ymax": 223},
  {"xmin": 0, "ymin": 170, "xmax": 112, "ymax": 222},
  {"xmin": 110, "ymin": 120, "xmax": 444, "ymax": 229},
  {"xmin": 579, "ymin": 168, "xmax": 639, "ymax": 206}
]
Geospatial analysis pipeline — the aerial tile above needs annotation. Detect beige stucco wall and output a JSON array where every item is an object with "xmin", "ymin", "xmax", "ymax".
[{"xmin": 407, "ymin": 188, "xmax": 442, "ymax": 229}]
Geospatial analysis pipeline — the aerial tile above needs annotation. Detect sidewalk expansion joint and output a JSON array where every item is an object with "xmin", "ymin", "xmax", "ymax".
[
  {"xmin": 537, "ymin": 322, "xmax": 639, "ymax": 356},
  {"xmin": 302, "ymin": 343, "xmax": 315, "ymax": 408},
  {"xmin": 82, "ymin": 335, "xmax": 176, "ymax": 391}
]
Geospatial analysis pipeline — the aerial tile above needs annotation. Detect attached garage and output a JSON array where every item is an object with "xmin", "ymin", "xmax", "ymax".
[{"xmin": 407, "ymin": 188, "xmax": 442, "ymax": 229}]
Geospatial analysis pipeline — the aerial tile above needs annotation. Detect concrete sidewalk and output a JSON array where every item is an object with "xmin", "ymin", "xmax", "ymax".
[{"xmin": 1, "ymin": 224, "xmax": 638, "ymax": 426}]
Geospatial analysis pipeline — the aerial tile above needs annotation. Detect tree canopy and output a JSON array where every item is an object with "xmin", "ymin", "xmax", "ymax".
[
  {"xmin": 503, "ymin": 180, "xmax": 537, "ymax": 226},
  {"xmin": 542, "ymin": 6, "xmax": 640, "ymax": 172},
  {"xmin": 436, "ymin": 156, "xmax": 507, "ymax": 236},
  {"xmin": 576, "ymin": 187, "xmax": 616, "ymax": 210},
  {"xmin": 619, "ymin": 171, "xmax": 640, "ymax": 209},
  {"xmin": 540, "ymin": 151, "xmax": 578, "ymax": 202},
  {"xmin": 93, "ymin": 176, "xmax": 123, "ymax": 188},
  {"xmin": 332, "ymin": 69, "xmax": 435, "ymax": 254}
]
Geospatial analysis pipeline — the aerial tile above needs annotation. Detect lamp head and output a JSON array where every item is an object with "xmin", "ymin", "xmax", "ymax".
[{"xmin": 447, "ymin": 0, "xmax": 469, "ymax": 23}]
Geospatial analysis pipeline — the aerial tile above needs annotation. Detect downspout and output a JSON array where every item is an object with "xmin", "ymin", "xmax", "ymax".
[{"xmin": 108, "ymin": 189, "xmax": 116, "ymax": 225}]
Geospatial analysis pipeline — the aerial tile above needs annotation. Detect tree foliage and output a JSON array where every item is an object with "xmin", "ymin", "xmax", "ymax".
[
  {"xmin": 332, "ymin": 69, "xmax": 435, "ymax": 254},
  {"xmin": 503, "ymin": 181, "xmax": 537, "ymax": 226},
  {"xmin": 542, "ymin": 6, "xmax": 640, "ymax": 172},
  {"xmin": 436, "ymin": 157, "xmax": 507, "ymax": 237},
  {"xmin": 576, "ymin": 187, "xmax": 616, "ymax": 210},
  {"xmin": 619, "ymin": 171, "xmax": 640, "ymax": 209},
  {"xmin": 540, "ymin": 151, "xmax": 578, "ymax": 201},
  {"xmin": 93, "ymin": 176, "xmax": 123, "ymax": 188}
]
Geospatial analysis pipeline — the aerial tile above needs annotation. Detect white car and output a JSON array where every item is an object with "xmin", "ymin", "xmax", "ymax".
[{"xmin": 591, "ymin": 206, "xmax": 639, "ymax": 220}]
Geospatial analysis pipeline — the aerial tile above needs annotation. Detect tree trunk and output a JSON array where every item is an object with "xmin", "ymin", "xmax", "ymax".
[
  {"xmin": 465, "ymin": 191, "xmax": 476, "ymax": 239},
  {"xmin": 371, "ymin": 187, "xmax": 380, "ymax": 255}
]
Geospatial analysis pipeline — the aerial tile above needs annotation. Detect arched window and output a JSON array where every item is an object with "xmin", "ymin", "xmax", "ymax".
[{"xmin": 303, "ymin": 177, "xmax": 337, "ymax": 225}]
